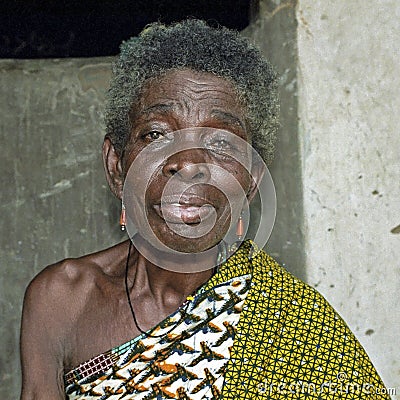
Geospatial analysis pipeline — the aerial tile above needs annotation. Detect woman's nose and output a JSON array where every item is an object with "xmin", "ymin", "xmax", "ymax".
[{"xmin": 162, "ymin": 149, "xmax": 211, "ymax": 182}]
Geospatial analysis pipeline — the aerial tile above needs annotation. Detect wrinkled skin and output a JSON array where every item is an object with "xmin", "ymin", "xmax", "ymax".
[{"xmin": 118, "ymin": 70, "xmax": 257, "ymax": 257}]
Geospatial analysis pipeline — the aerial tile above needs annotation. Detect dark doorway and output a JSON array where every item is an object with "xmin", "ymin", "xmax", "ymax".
[{"xmin": 1, "ymin": 0, "xmax": 251, "ymax": 58}]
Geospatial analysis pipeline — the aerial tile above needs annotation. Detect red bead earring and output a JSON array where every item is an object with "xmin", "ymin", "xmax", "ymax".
[
  {"xmin": 236, "ymin": 212, "xmax": 244, "ymax": 240},
  {"xmin": 119, "ymin": 203, "xmax": 126, "ymax": 231}
]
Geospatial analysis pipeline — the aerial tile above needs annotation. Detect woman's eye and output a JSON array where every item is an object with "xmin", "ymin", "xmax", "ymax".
[
  {"xmin": 211, "ymin": 139, "xmax": 233, "ymax": 150},
  {"xmin": 144, "ymin": 131, "xmax": 164, "ymax": 141},
  {"xmin": 215, "ymin": 140, "xmax": 230, "ymax": 148}
]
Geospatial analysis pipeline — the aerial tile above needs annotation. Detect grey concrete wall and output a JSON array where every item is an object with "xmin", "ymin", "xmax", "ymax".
[
  {"xmin": 246, "ymin": 0, "xmax": 399, "ymax": 396},
  {"xmin": 297, "ymin": 0, "xmax": 400, "ymax": 394},
  {"xmin": 243, "ymin": 0, "xmax": 305, "ymax": 280},
  {"xmin": 0, "ymin": 58, "xmax": 124, "ymax": 397}
]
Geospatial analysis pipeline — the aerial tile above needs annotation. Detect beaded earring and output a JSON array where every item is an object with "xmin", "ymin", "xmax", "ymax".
[
  {"xmin": 119, "ymin": 203, "xmax": 126, "ymax": 231},
  {"xmin": 236, "ymin": 212, "xmax": 244, "ymax": 240}
]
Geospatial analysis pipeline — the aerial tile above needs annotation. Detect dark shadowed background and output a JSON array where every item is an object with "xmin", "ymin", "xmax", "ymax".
[{"xmin": 1, "ymin": 0, "xmax": 251, "ymax": 58}]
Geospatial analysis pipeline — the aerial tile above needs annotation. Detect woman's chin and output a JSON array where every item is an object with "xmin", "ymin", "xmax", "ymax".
[
  {"xmin": 141, "ymin": 227, "xmax": 223, "ymax": 254},
  {"xmin": 158, "ymin": 235, "xmax": 218, "ymax": 254}
]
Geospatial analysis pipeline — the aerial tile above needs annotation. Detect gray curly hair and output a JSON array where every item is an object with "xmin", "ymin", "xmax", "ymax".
[{"xmin": 105, "ymin": 19, "xmax": 279, "ymax": 165}]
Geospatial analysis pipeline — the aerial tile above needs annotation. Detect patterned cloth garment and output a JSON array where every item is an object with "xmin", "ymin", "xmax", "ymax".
[
  {"xmin": 65, "ymin": 271, "xmax": 251, "ymax": 399},
  {"xmin": 65, "ymin": 241, "xmax": 390, "ymax": 399}
]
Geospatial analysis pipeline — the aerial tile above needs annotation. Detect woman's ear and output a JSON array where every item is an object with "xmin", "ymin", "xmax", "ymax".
[
  {"xmin": 246, "ymin": 161, "xmax": 266, "ymax": 203},
  {"xmin": 102, "ymin": 137, "xmax": 124, "ymax": 199}
]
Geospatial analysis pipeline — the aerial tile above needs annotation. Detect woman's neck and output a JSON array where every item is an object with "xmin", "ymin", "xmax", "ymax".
[{"xmin": 127, "ymin": 238, "xmax": 218, "ymax": 308}]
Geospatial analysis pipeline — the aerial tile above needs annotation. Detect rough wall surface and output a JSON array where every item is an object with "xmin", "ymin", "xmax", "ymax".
[
  {"xmin": 297, "ymin": 0, "xmax": 400, "ymax": 395},
  {"xmin": 246, "ymin": 0, "xmax": 399, "ymax": 395},
  {"xmin": 0, "ymin": 59, "xmax": 124, "ymax": 397},
  {"xmin": 243, "ymin": 0, "xmax": 305, "ymax": 280}
]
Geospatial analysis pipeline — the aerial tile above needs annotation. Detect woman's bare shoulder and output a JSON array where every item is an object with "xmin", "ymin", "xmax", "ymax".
[
  {"xmin": 20, "ymin": 241, "xmax": 131, "ymax": 398},
  {"xmin": 23, "ymin": 240, "xmax": 130, "ymax": 318}
]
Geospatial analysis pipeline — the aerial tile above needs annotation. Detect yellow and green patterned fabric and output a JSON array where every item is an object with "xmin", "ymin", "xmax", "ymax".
[{"xmin": 65, "ymin": 240, "xmax": 389, "ymax": 399}]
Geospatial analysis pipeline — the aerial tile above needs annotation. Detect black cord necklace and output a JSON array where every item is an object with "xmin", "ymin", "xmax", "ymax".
[{"xmin": 124, "ymin": 240, "xmax": 201, "ymax": 338}]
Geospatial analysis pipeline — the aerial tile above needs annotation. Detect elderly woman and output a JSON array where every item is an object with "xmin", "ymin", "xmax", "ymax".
[{"xmin": 20, "ymin": 20, "xmax": 387, "ymax": 399}]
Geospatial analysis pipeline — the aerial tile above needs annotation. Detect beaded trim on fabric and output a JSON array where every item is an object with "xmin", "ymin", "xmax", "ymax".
[{"xmin": 65, "ymin": 352, "xmax": 119, "ymax": 386}]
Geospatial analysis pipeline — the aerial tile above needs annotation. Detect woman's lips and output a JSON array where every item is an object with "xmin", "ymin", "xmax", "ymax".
[{"xmin": 153, "ymin": 203, "xmax": 215, "ymax": 224}]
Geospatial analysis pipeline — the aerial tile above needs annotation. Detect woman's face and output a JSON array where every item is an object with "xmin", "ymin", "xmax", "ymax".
[{"xmin": 120, "ymin": 69, "xmax": 256, "ymax": 253}]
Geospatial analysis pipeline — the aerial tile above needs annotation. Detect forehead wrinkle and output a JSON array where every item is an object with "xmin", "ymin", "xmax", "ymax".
[
  {"xmin": 141, "ymin": 102, "xmax": 174, "ymax": 115},
  {"xmin": 136, "ymin": 72, "xmax": 245, "ymax": 126},
  {"xmin": 179, "ymin": 84, "xmax": 237, "ymax": 102},
  {"xmin": 175, "ymin": 87, "xmax": 242, "ymax": 125},
  {"xmin": 210, "ymin": 109, "xmax": 246, "ymax": 132},
  {"xmin": 137, "ymin": 99, "xmax": 186, "ymax": 119},
  {"xmin": 183, "ymin": 75, "xmax": 236, "ymax": 91}
]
